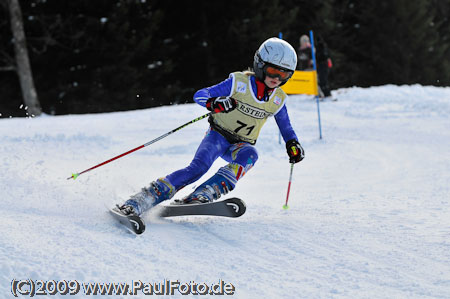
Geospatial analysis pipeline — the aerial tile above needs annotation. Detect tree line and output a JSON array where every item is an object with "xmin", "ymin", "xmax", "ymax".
[{"xmin": 1, "ymin": 0, "xmax": 449, "ymax": 117}]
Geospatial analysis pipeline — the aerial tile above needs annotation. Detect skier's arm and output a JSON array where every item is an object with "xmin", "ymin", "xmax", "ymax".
[
  {"xmin": 275, "ymin": 106, "xmax": 305, "ymax": 163},
  {"xmin": 274, "ymin": 105, "xmax": 298, "ymax": 142},
  {"xmin": 193, "ymin": 77, "xmax": 233, "ymax": 107}
]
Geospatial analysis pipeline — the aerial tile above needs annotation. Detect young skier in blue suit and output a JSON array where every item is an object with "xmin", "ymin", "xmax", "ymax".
[{"xmin": 118, "ymin": 37, "xmax": 305, "ymax": 216}]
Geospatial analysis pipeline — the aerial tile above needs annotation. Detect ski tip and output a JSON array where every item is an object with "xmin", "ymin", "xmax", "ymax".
[
  {"xmin": 128, "ymin": 215, "xmax": 146, "ymax": 234},
  {"xmin": 109, "ymin": 208, "xmax": 146, "ymax": 235},
  {"xmin": 225, "ymin": 198, "xmax": 246, "ymax": 217}
]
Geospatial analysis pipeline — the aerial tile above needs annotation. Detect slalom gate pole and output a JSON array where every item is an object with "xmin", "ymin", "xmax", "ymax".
[
  {"xmin": 309, "ymin": 30, "xmax": 323, "ymax": 139},
  {"xmin": 283, "ymin": 163, "xmax": 295, "ymax": 210},
  {"xmin": 67, "ymin": 112, "xmax": 212, "ymax": 180}
]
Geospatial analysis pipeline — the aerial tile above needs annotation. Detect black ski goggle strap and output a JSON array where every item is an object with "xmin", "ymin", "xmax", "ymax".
[{"xmin": 264, "ymin": 65, "xmax": 293, "ymax": 81}]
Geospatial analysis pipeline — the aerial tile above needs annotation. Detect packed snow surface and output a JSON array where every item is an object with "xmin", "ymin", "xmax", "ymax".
[{"xmin": 1, "ymin": 85, "xmax": 450, "ymax": 298}]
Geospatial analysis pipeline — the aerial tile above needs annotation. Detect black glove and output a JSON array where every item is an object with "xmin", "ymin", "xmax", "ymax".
[
  {"xmin": 286, "ymin": 139, "xmax": 305, "ymax": 163},
  {"xmin": 206, "ymin": 96, "xmax": 237, "ymax": 113}
]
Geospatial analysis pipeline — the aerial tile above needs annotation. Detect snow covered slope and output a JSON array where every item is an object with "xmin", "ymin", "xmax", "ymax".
[{"xmin": 1, "ymin": 85, "xmax": 450, "ymax": 298}]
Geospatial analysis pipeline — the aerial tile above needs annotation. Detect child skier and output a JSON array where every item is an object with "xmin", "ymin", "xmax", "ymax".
[{"xmin": 118, "ymin": 37, "xmax": 305, "ymax": 216}]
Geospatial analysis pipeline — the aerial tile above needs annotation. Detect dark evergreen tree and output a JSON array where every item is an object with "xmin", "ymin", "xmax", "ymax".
[
  {"xmin": 27, "ymin": 0, "xmax": 167, "ymax": 114},
  {"xmin": 151, "ymin": 0, "xmax": 298, "ymax": 104},
  {"xmin": 1, "ymin": 0, "xmax": 449, "ymax": 117},
  {"xmin": 331, "ymin": 0, "xmax": 447, "ymax": 86},
  {"xmin": 431, "ymin": 0, "xmax": 450, "ymax": 85}
]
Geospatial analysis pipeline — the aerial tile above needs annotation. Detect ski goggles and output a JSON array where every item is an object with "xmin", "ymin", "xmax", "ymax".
[{"xmin": 264, "ymin": 65, "xmax": 293, "ymax": 81}]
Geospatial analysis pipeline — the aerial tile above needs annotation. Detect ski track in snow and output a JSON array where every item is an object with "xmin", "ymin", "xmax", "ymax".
[{"xmin": 1, "ymin": 85, "xmax": 450, "ymax": 298}]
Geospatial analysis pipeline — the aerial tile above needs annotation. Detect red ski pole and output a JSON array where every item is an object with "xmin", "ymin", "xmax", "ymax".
[
  {"xmin": 283, "ymin": 163, "xmax": 295, "ymax": 210},
  {"xmin": 67, "ymin": 112, "xmax": 211, "ymax": 180}
]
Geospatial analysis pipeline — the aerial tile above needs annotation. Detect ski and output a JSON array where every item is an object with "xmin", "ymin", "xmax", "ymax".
[
  {"xmin": 109, "ymin": 198, "xmax": 245, "ymax": 234},
  {"xmin": 156, "ymin": 197, "xmax": 246, "ymax": 218},
  {"xmin": 109, "ymin": 206, "xmax": 146, "ymax": 235}
]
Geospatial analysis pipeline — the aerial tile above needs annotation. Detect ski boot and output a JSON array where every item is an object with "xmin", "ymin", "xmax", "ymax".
[
  {"xmin": 115, "ymin": 204, "xmax": 138, "ymax": 216},
  {"xmin": 121, "ymin": 178, "xmax": 175, "ymax": 215},
  {"xmin": 181, "ymin": 172, "xmax": 235, "ymax": 204}
]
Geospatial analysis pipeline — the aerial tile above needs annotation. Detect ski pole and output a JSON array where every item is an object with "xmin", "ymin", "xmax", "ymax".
[
  {"xmin": 283, "ymin": 163, "xmax": 295, "ymax": 210},
  {"xmin": 67, "ymin": 112, "xmax": 212, "ymax": 180}
]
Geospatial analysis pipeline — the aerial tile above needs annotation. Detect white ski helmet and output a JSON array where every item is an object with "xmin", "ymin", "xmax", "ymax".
[{"xmin": 253, "ymin": 37, "xmax": 297, "ymax": 85}]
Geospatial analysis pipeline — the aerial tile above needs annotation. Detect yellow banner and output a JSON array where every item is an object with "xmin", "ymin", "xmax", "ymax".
[{"xmin": 281, "ymin": 70, "xmax": 318, "ymax": 95}]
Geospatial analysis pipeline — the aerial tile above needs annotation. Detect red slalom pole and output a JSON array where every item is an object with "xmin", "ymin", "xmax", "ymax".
[
  {"xmin": 283, "ymin": 163, "xmax": 295, "ymax": 209},
  {"xmin": 67, "ymin": 112, "xmax": 211, "ymax": 180}
]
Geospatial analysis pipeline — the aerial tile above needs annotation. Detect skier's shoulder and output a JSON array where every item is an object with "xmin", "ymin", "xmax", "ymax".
[
  {"xmin": 275, "ymin": 86, "xmax": 288, "ymax": 97},
  {"xmin": 230, "ymin": 71, "xmax": 252, "ymax": 81}
]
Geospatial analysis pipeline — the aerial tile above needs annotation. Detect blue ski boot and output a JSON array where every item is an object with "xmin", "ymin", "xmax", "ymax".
[
  {"xmin": 121, "ymin": 178, "xmax": 175, "ymax": 215},
  {"xmin": 182, "ymin": 172, "xmax": 235, "ymax": 204}
]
